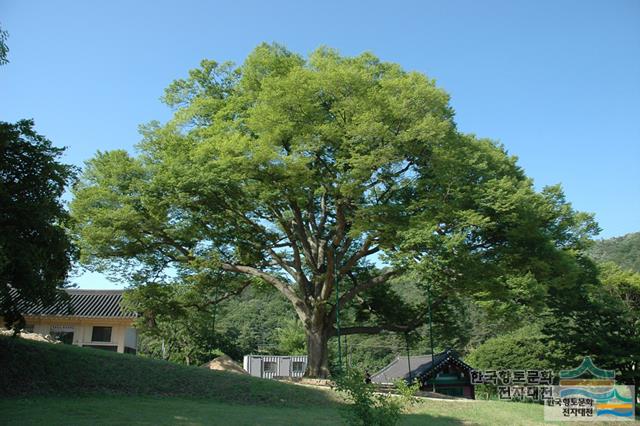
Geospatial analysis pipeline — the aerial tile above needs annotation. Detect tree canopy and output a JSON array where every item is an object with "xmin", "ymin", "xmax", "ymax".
[
  {"xmin": 1, "ymin": 120, "xmax": 77, "ymax": 328},
  {"xmin": 71, "ymin": 43, "xmax": 597, "ymax": 377}
]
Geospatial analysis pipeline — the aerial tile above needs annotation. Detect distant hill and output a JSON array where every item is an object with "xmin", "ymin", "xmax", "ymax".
[{"xmin": 588, "ymin": 232, "xmax": 640, "ymax": 273}]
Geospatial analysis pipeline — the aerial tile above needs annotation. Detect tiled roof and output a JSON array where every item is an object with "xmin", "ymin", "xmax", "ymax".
[
  {"xmin": 8, "ymin": 287, "xmax": 136, "ymax": 319},
  {"xmin": 371, "ymin": 349, "xmax": 473, "ymax": 384}
]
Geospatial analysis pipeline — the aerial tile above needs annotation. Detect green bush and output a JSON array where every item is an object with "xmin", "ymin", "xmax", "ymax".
[
  {"xmin": 466, "ymin": 325, "xmax": 566, "ymax": 399},
  {"xmin": 334, "ymin": 369, "xmax": 418, "ymax": 426},
  {"xmin": 467, "ymin": 324, "xmax": 565, "ymax": 372}
]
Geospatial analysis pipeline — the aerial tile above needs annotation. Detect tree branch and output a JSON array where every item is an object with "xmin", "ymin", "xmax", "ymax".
[
  {"xmin": 266, "ymin": 248, "xmax": 298, "ymax": 282},
  {"xmin": 333, "ymin": 309, "xmax": 428, "ymax": 337},
  {"xmin": 339, "ymin": 237, "xmax": 379, "ymax": 274},
  {"xmin": 221, "ymin": 262, "xmax": 310, "ymax": 321},
  {"xmin": 331, "ymin": 269, "xmax": 401, "ymax": 319},
  {"xmin": 289, "ymin": 199, "xmax": 319, "ymax": 273},
  {"xmin": 317, "ymin": 190, "xmax": 328, "ymax": 237},
  {"xmin": 334, "ymin": 322, "xmax": 419, "ymax": 336},
  {"xmin": 183, "ymin": 282, "xmax": 251, "ymax": 310},
  {"xmin": 270, "ymin": 207, "xmax": 312, "ymax": 298}
]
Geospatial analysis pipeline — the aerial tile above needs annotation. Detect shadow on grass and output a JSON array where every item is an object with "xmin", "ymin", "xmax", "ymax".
[
  {"xmin": 0, "ymin": 396, "xmax": 470, "ymax": 426},
  {"xmin": 0, "ymin": 336, "xmax": 336, "ymax": 408},
  {"xmin": 401, "ymin": 412, "xmax": 468, "ymax": 426}
]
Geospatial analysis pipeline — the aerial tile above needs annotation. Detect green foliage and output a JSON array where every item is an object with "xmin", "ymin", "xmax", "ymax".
[
  {"xmin": 407, "ymin": 182, "xmax": 599, "ymax": 335},
  {"xmin": 466, "ymin": 324, "xmax": 566, "ymax": 372},
  {"xmin": 71, "ymin": 43, "xmax": 597, "ymax": 376},
  {"xmin": 125, "ymin": 281, "xmax": 235, "ymax": 364},
  {"xmin": 218, "ymin": 286, "xmax": 299, "ymax": 356},
  {"xmin": 274, "ymin": 318, "xmax": 307, "ymax": 355},
  {"xmin": 334, "ymin": 369, "xmax": 418, "ymax": 426},
  {"xmin": 394, "ymin": 378, "xmax": 421, "ymax": 402},
  {"xmin": 0, "ymin": 23, "xmax": 8, "ymax": 65},
  {"xmin": 0, "ymin": 120, "xmax": 77, "ymax": 328},
  {"xmin": 588, "ymin": 232, "xmax": 640, "ymax": 273},
  {"xmin": 341, "ymin": 333, "xmax": 405, "ymax": 374},
  {"xmin": 124, "ymin": 283, "xmax": 299, "ymax": 364},
  {"xmin": 545, "ymin": 261, "xmax": 640, "ymax": 398},
  {"xmin": 466, "ymin": 325, "xmax": 568, "ymax": 399}
]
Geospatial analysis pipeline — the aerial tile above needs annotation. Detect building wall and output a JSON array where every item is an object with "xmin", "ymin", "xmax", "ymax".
[
  {"xmin": 243, "ymin": 355, "xmax": 308, "ymax": 379},
  {"xmin": 25, "ymin": 316, "xmax": 136, "ymax": 354},
  {"xmin": 422, "ymin": 363, "xmax": 475, "ymax": 399},
  {"xmin": 124, "ymin": 327, "xmax": 137, "ymax": 350}
]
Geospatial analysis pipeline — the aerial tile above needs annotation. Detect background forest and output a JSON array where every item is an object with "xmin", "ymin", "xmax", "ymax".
[{"xmin": 126, "ymin": 232, "xmax": 640, "ymax": 377}]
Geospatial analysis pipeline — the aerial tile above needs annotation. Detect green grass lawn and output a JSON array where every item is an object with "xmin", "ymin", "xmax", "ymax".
[
  {"xmin": 0, "ymin": 396, "xmax": 340, "ymax": 426},
  {"xmin": 0, "ymin": 336, "xmax": 336, "ymax": 407},
  {"xmin": 2, "ymin": 396, "xmax": 635, "ymax": 425},
  {"xmin": 1, "ymin": 336, "xmax": 637, "ymax": 425}
]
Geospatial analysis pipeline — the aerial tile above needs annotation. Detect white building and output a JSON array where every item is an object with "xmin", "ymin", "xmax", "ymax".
[
  {"xmin": 243, "ymin": 355, "xmax": 308, "ymax": 379},
  {"xmin": 8, "ymin": 288, "xmax": 138, "ymax": 354}
]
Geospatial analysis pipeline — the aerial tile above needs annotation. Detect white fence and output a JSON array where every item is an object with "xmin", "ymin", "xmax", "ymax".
[{"xmin": 243, "ymin": 355, "xmax": 308, "ymax": 379}]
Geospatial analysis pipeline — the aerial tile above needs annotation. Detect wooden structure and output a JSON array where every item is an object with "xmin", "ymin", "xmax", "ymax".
[{"xmin": 371, "ymin": 349, "xmax": 475, "ymax": 399}]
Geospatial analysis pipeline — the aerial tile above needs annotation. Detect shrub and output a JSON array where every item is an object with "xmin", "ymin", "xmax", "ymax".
[
  {"xmin": 466, "ymin": 324, "xmax": 566, "ymax": 399},
  {"xmin": 334, "ymin": 369, "xmax": 419, "ymax": 426}
]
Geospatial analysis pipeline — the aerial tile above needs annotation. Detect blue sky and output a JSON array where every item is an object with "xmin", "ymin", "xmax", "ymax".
[{"xmin": 2, "ymin": 0, "xmax": 639, "ymax": 289}]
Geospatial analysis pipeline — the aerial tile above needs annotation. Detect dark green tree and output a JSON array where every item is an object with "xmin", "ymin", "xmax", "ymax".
[
  {"xmin": 124, "ymin": 281, "xmax": 301, "ymax": 364},
  {"xmin": 273, "ymin": 318, "xmax": 307, "ymax": 355},
  {"xmin": 1, "ymin": 120, "xmax": 77, "ymax": 328},
  {"xmin": 71, "ymin": 44, "xmax": 597, "ymax": 377},
  {"xmin": 467, "ymin": 324, "xmax": 567, "ymax": 372},
  {"xmin": 466, "ymin": 324, "xmax": 569, "ymax": 399},
  {"xmin": 546, "ymin": 261, "xmax": 640, "ymax": 407}
]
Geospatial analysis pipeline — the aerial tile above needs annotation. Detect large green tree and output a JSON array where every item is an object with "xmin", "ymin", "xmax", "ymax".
[
  {"xmin": 71, "ymin": 44, "xmax": 596, "ymax": 377},
  {"xmin": 547, "ymin": 261, "xmax": 640, "ymax": 406},
  {"xmin": 1, "ymin": 120, "xmax": 77, "ymax": 328}
]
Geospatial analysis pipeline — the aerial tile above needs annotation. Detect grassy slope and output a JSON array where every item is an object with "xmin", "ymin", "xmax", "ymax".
[
  {"xmin": 0, "ymin": 336, "xmax": 335, "ymax": 407},
  {"xmin": 2, "ymin": 337, "xmax": 634, "ymax": 425}
]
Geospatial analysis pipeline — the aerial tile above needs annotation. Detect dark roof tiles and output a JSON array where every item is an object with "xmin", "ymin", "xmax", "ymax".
[
  {"xmin": 371, "ymin": 349, "xmax": 473, "ymax": 384},
  {"xmin": 8, "ymin": 287, "xmax": 136, "ymax": 319}
]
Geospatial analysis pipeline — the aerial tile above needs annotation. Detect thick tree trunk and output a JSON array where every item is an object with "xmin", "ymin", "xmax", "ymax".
[
  {"xmin": 305, "ymin": 313, "xmax": 332, "ymax": 378},
  {"xmin": 306, "ymin": 329, "xmax": 330, "ymax": 378}
]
